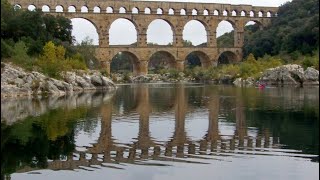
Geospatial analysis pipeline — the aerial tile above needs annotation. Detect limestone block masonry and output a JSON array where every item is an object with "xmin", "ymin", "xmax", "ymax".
[{"xmin": 9, "ymin": 0, "xmax": 278, "ymax": 75}]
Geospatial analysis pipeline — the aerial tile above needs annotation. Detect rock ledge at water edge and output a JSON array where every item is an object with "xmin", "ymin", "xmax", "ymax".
[{"xmin": 1, "ymin": 63, "xmax": 117, "ymax": 97}]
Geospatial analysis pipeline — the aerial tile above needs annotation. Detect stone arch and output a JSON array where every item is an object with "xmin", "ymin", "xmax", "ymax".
[
  {"xmin": 70, "ymin": 17, "xmax": 99, "ymax": 45},
  {"xmin": 13, "ymin": 4, "xmax": 22, "ymax": 10},
  {"xmin": 216, "ymin": 20, "xmax": 236, "ymax": 48},
  {"xmin": 180, "ymin": 9, "xmax": 186, "ymax": 15},
  {"xmin": 203, "ymin": 9, "xmax": 209, "ymax": 15},
  {"xmin": 109, "ymin": 18, "xmax": 139, "ymax": 45},
  {"xmin": 192, "ymin": 9, "xmax": 198, "ymax": 15},
  {"xmin": 42, "ymin": 5, "xmax": 50, "ymax": 12},
  {"xmin": 213, "ymin": 10, "xmax": 219, "ymax": 16},
  {"xmin": 145, "ymin": 7, "xmax": 151, "ymax": 14},
  {"xmin": 240, "ymin": 10, "xmax": 246, "ymax": 16},
  {"xmin": 185, "ymin": 51, "xmax": 211, "ymax": 68},
  {"xmin": 110, "ymin": 51, "xmax": 140, "ymax": 75},
  {"xmin": 147, "ymin": 19, "xmax": 175, "ymax": 45},
  {"xmin": 267, "ymin": 11, "xmax": 272, "ymax": 17},
  {"xmin": 244, "ymin": 20, "xmax": 264, "ymax": 30},
  {"xmin": 132, "ymin": 7, "xmax": 139, "ymax": 14},
  {"xmin": 217, "ymin": 51, "xmax": 239, "ymax": 65},
  {"xmin": 81, "ymin": 6, "xmax": 88, "ymax": 13},
  {"xmin": 157, "ymin": 8, "xmax": 163, "ymax": 14},
  {"xmin": 55, "ymin": 5, "xmax": 64, "ymax": 12},
  {"xmin": 168, "ymin": 8, "xmax": 175, "ymax": 15},
  {"xmin": 106, "ymin": 6, "xmax": 113, "ymax": 13},
  {"xmin": 148, "ymin": 51, "xmax": 176, "ymax": 73},
  {"xmin": 93, "ymin": 6, "xmax": 100, "ymax": 13},
  {"xmin": 27, "ymin": 4, "xmax": 36, "ymax": 11},
  {"xmin": 223, "ymin": 10, "xmax": 228, "ymax": 16},
  {"xmin": 231, "ymin": 10, "xmax": 237, "ymax": 16},
  {"xmin": 258, "ymin": 11, "xmax": 264, "ymax": 17},
  {"xmin": 68, "ymin": 5, "xmax": 76, "ymax": 13},
  {"xmin": 119, "ymin": 7, "xmax": 126, "ymax": 13},
  {"xmin": 249, "ymin": 10, "xmax": 255, "ymax": 17},
  {"xmin": 183, "ymin": 19, "xmax": 208, "ymax": 46}
]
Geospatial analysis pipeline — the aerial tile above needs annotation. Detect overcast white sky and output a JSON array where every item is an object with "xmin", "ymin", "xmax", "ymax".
[{"xmin": 71, "ymin": 0, "xmax": 291, "ymax": 46}]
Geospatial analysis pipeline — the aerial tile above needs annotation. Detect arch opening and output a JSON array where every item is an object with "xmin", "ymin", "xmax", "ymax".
[
  {"xmin": 231, "ymin": 10, "xmax": 237, "ymax": 16},
  {"xmin": 168, "ymin": 8, "xmax": 174, "ymax": 15},
  {"xmin": 223, "ymin": 10, "xmax": 228, "ymax": 16},
  {"xmin": 203, "ymin": 9, "xmax": 209, "ymax": 15},
  {"xmin": 81, "ymin": 6, "xmax": 88, "ymax": 13},
  {"xmin": 13, "ymin": 4, "xmax": 22, "ymax": 10},
  {"xmin": 183, "ymin": 20, "xmax": 207, "ymax": 46},
  {"xmin": 267, "ymin": 11, "xmax": 272, "ymax": 17},
  {"xmin": 132, "ymin": 7, "xmax": 139, "ymax": 14},
  {"xmin": 192, "ymin": 9, "xmax": 198, "ymax": 15},
  {"xmin": 240, "ymin": 10, "xmax": 246, "ymax": 16},
  {"xmin": 180, "ymin": 9, "xmax": 186, "ymax": 15},
  {"xmin": 28, "ymin": 5, "xmax": 36, "ymax": 11},
  {"xmin": 71, "ymin": 18, "xmax": 99, "ymax": 45},
  {"xmin": 106, "ymin": 7, "xmax": 113, "ymax": 13},
  {"xmin": 213, "ymin": 10, "xmax": 219, "ymax": 16},
  {"xmin": 109, "ymin": 18, "xmax": 137, "ymax": 45},
  {"xmin": 55, "ymin": 5, "xmax": 63, "ymax": 12},
  {"xmin": 111, "ymin": 51, "xmax": 139, "ymax": 75},
  {"xmin": 185, "ymin": 51, "xmax": 211, "ymax": 69},
  {"xmin": 216, "ymin": 20, "xmax": 235, "ymax": 48},
  {"xmin": 42, "ymin": 5, "xmax": 50, "ymax": 12},
  {"xmin": 245, "ymin": 20, "xmax": 263, "ymax": 31},
  {"xmin": 148, "ymin": 51, "xmax": 176, "ymax": 73},
  {"xmin": 119, "ymin": 7, "xmax": 126, "ymax": 13},
  {"xmin": 218, "ymin": 51, "xmax": 238, "ymax": 65},
  {"xmin": 145, "ymin": 7, "xmax": 151, "ymax": 14},
  {"xmin": 157, "ymin": 8, "xmax": 163, "ymax": 14},
  {"xmin": 258, "ymin": 11, "xmax": 263, "ymax": 17},
  {"xmin": 249, "ymin": 11, "xmax": 254, "ymax": 17},
  {"xmin": 147, "ymin": 19, "xmax": 173, "ymax": 46},
  {"xmin": 93, "ymin": 6, "xmax": 100, "ymax": 13},
  {"xmin": 68, "ymin": 6, "xmax": 76, "ymax": 13}
]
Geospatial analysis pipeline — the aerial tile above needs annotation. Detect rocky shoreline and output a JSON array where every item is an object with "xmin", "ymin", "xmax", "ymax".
[
  {"xmin": 1, "ymin": 63, "xmax": 117, "ymax": 98},
  {"xmin": 1, "ymin": 63, "xmax": 318, "ymax": 98},
  {"xmin": 114, "ymin": 64, "xmax": 319, "ymax": 87},
  {"xmin": 234, "ymin": 64, "xmax": 319, "ymax": 87}
]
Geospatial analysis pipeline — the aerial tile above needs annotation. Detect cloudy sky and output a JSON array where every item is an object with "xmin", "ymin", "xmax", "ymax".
[{"xmin": 71, "ymin": 0, "xmax": 291, "ymax": 45}]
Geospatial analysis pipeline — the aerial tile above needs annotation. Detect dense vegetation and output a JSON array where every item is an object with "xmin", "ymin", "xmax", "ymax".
[
  {"xmin": 217, "ymin": 0, "xmax": 319, "ymax": 70},
  {"xmin": 1, "ymin": 0, "xmax": 99, "ymax": 78},
  {"xmin": 244, "ymin": 0, "xmax": 319, "ymax": 58}
]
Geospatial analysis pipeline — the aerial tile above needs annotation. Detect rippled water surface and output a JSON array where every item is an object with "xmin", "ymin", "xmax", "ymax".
[{"xmin": 1, "ymin": 84, "xmax": 319, "ymax": 180}]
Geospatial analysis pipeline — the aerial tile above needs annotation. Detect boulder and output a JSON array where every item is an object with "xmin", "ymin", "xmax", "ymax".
[
  {"xmin": 304, "ymin": 67, "xmax": 319, "ymax": 85},
  {"xmin": 91, "ymin": 75, "xmax": 103, "ymax": 86},
  {"xmin": 260, "ymin": 64, "xmax": 305, "ymax": 86}
]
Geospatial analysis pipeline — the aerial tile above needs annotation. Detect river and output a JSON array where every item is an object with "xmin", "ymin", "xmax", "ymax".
[{"xmin": 1, "ymin": 84, "xmax": 319, "ymax": 180}]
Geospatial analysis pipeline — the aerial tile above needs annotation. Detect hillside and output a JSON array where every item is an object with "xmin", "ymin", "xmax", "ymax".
[{"xmin": 217, "ymin": 0, "xmax": 319, "ymax": 59}]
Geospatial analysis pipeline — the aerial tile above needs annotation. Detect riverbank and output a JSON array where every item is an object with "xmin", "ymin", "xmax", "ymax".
[
  {"xmin": 112, "ymin": 64, "xmax": 319, "ymax": 87},
  {"xmin": 1, "ymin": 62, "xmax": 116, "ymax": 98},
  {"xmin": 1, "ymin": 63, "xmax": 318, "ymax": 98}
]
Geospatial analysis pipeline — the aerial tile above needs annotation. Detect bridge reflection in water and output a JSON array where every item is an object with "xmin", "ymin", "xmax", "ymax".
[{"xmin": 14, "ymin": 84, "xmax": 291, "ymax": 173}]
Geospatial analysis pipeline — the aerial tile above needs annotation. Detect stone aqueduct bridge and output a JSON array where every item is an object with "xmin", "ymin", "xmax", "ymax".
[{"xmin": 9, "ymin": 0, "xmax": 278, "ymax": 75}]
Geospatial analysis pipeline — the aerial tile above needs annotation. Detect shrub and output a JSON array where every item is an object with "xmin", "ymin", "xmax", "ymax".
[
  {"xmin": 167, "ymin": 68, "xmax": 180, "ymax": 79},
  {"xmin": 36, "ymin": 41, "xmax": 87, "ymax": 78}
]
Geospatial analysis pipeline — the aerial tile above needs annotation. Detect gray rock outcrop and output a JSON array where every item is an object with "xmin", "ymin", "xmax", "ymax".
[
  {"xmin": 259, "ymin": 64, "xmax": 319, "ymax": 86},
  {"xmin": 1, "ymin": 63, "xmax": 117, "ymax": 98}
]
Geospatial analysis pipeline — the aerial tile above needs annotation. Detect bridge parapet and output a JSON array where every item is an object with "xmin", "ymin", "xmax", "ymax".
[{"xmin": 9, "ymin": 0, "xmax": 278, "ymax": 17}]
